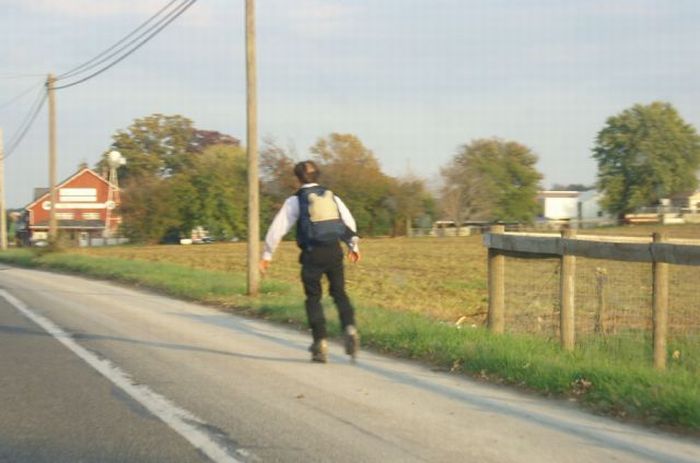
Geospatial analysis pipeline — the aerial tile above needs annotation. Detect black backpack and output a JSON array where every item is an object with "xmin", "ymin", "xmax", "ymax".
[{"xmin": 296, "ymin": 186, "xmax": 349, "ymax": 249}]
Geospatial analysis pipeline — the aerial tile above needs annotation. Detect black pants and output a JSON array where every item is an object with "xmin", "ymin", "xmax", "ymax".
[{"xmin": 300, "ymin": 243, "xmax": 355, "ymax": 341}]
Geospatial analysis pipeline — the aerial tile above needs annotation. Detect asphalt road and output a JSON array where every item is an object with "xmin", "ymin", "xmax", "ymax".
[{"xmin": 0, "ymin": 266, "xmax": 698, "ymax": 463}]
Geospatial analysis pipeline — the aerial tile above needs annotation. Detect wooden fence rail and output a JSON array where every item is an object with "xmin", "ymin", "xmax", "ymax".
[{"xmin": 483, "ymin": 227, "xmax": 700, "ymax": 369}]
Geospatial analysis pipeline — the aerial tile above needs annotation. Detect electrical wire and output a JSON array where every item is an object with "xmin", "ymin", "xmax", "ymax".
[
  {"xmin": 6, "ymin": 84, "xmax": 47, "ymax": 146},
  {"xmin": 57, "ymin": 0, "xmax": 183, "ymax": 80},
  {"xmin": 0, "ymin": 81, "xmax": 44, "ymax": 112},
  {"xmin": 3, "ymin": 85, "xmax": 47, "ymax": 160},
  {"xmin": 55, "ymin": 0, "xmax": 197, "ymax": 90},
  {"xmin": 0, "ymin": 0, "xmax": 196, "ymax": 159},
  {"xmin": 2, "ymin": 86, "xmax": 48, "ymax": 161}
]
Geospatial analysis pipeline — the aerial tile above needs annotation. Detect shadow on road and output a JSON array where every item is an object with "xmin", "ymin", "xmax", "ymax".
[{"xmin": 0, "ymin": 323, "xmax": 307, "ymax": 365}]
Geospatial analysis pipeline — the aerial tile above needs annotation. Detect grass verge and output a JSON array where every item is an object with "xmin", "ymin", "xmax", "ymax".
[{"xmin": 1, "ymin": 248, "xmax": 698, "ymax": 432}]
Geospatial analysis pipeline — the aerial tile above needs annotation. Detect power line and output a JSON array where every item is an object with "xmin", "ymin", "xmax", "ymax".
[
  {"xmin": 0, "ymin": 81, "xmax": 43, "ymax": 112},
  {"xmin": 0, "ymin": 0, "xmax": 196, "ymax": 159},
  {"xmin": 6, "ymin": 84, "xmax": 47, "ymax": 147},
  {"xmin": 56, "ymin": 0, "xmax": 196, "ymax": 89},
  {"xmin": 2, "ymin": 85, "xmax": 48, "ymax": 161},
  {"xmin": 3, "ymin": 86, "xmax": 47, "ymax": 160},
  {"xmin": 55, "ymin": 0, "xmax": 197, "ymax": 90},
  {"xmin": 57, "ymin": 0, "xmax": 183, "ymax": 80}
]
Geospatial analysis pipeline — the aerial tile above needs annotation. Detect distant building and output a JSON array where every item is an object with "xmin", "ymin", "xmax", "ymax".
[
  {"xmin": 24, "ymin": 167, "xmax": 121, "ymax": 245},
  {"xmin": 538, "ymin": 190, "xmax": 613, "ymax": 228},
  {"xmin": 669, "ymin": 190, "xmax": 700, "ymax": 212},
  {"xmin": 658, "ymin": 189, "xmax": 700, "ymax": 224},
  {"xmin": 430, "ymin": 220, "xmax": 490, "ymax": 237},
  {"xmin": 538, "ymin": 191, "xmax": 579, "ymax": 221},
  {"xmin": 577, "ymin": 190, "xmax": 607, "ymax": 221}
]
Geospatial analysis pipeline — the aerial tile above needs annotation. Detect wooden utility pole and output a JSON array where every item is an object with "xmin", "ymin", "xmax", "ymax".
[
  {"xmin": 0, "ymin": 128, "xmax": 6, "ymax": 251},
  {"xmin": 47, "ymin": 74, "xmax": 58, "ymax": 244},
  {"xmin": 245, "ymin": 0, "xmax": 260, "ymax": 296}
]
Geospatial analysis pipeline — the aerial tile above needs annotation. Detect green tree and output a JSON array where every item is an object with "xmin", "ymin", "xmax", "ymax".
[
  {"xmin": 593, "ymin": 102, "xmax": 700, "ymax": 216},
  {"xmin": 119, "ymin": 144, "xmax": 248, "ymax": 243},
  {"xmin": 386, "ymin": 176, "xmax": 435, "ymax": 236},
  {"xmin": 441, "ymin": 156, "xmax": 495, "ymax": 228},
  {"xmin": 99, "ymin": 114, "xmax": 240, "ymax": 181},
  {"xmin": 103, "ymin": 114, "xmax": 196, "ymax": 180},
  {"xmin": 442, "ymin": 138, "xmax": 542, "ymax": 223},
  {"xmin": 185, "ymin": 144, "xmax": 248, "ymax": 240},
  {"xmin": 105, "ymin": 114, "xmax": 245, "ymax": 242},
  {"xmin": 118, "ymin": 176, "xmax": 180, "ymax": 243},
  {"xmin": 310, "ymin": 133, "xmax": 394, "ymax": 235}
]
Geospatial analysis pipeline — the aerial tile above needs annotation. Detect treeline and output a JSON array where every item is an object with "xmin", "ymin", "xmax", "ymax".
[
  {"xmin": 259, "ymin": 134, "xmax": 436, "ymax": 237},
  {"xmin": 104, "ymin": 115, "xmax": 438, "ymax": 243},
  {"xmin": 103, "ymin": 114, "xmax": 546, "ymax": 244},
  {"xmin": 106, "ymin": 101, "xmax": 700, "ymax": 243},
  {"xmin": 106, "ymin": 115, "xmax": 547, "ymax": 244}
]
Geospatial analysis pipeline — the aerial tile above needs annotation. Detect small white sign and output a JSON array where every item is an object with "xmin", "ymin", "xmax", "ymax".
[{"xmin": 60, "ymin": 188, "xmax": 97, "ymax": 202}]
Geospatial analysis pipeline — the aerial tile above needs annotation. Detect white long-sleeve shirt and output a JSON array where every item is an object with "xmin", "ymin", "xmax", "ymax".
[{"xmin": 262, "ymin": 183, "xmax": 359, "ymax": 261}]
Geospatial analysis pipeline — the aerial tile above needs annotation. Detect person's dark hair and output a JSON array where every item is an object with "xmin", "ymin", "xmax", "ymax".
[{"xmin": 294, "ymin": 160, "xmax": 320, "ymax": 184}]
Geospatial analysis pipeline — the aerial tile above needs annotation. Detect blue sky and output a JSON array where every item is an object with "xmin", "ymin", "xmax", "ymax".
[{"xmin": 1, "ymin": 0, "xmax": 699, "ymax": 207}]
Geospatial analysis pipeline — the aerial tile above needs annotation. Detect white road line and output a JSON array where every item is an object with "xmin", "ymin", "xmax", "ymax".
[{"xmin": 0, "ymin": 289, "xmax": 248, "ymax": 463}]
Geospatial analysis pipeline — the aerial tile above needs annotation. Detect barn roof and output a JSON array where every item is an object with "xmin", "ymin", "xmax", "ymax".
[{"xmin": 25, "ymin": 168, "xmax": 113, "ymax": 211}]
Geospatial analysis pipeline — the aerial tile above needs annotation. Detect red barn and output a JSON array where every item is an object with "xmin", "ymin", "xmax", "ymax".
[{"xmin": 25, "ymin": 168, "xmax": 121, "ymax": 244}]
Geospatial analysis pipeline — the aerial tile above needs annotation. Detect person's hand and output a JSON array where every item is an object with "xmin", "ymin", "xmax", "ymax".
[
  {"xmin": 348, "ymin": 250, "xmax": 361, "ymax": 264},
  {"xmin": 259, "ymin": 259, "xmax": 271, "ymax": 274}
]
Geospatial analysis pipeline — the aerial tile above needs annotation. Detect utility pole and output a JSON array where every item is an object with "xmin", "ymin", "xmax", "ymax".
[
  {"xmin": 47, "ymin": 74, "xmax": 58, "ymax": 244},
  {"xmin": 245, "ymin": 0, "xmax": 260, "ymax": 296},
  {"xmin": 0, "ymin": 128, "xmax": 7, "ymax": 251}
]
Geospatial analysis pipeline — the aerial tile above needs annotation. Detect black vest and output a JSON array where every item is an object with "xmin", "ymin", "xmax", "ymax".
[{"xmin": 296, "ymin": 186, "xmax": 349, "ymax": 249}]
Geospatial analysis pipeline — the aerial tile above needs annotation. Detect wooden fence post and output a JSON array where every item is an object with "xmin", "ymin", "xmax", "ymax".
[
  {"xmin": 488, "ymin": 224, "xmax": 505, "ymax": 334},
  {"xmin": 560, "ymin": 228, "xmax": 576, "ymax": 351},
  {"xmin": 595, "ymin": 267, "xmax": 608, "ymax": 334},
  {"xmin": 652, "ymin": 232, "xmax": 669, "ymax": 370}
]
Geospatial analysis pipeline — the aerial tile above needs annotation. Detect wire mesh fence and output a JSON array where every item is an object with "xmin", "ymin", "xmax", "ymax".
[
  {"xmin": 668, "ymin": 264, "xmax": 700, "ymax": 372},
  {"xmin": 488, "ymin": 229, "xmax": 700, "ymax": 373},
  {"xmin": 575, "ymin": 258, "xmax": 654, "ymax": 337},
  {"xmin": 503, "ymin": 257, "xmax": 560, "ymax": 338}
]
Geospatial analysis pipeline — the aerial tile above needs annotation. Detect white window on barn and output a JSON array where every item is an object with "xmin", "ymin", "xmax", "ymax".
[
  {"xmin": 82, "ymin": 212, "xmax": 100, "ymax": 220},
  {"xmin": 56, "ymin": 212, "xmax": 75, "ymax": 220},
  {"xmin": 60, "ymin": 188, "xmax": 97, "ymax": 202}
]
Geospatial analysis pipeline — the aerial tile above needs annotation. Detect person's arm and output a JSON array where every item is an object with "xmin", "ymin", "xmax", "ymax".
[
  {"xmin": 334, "ymin": 196, "xmax": 361, "ymax": 262},
  {"xmin": 260, "ymin": 196, "xmax": 299, "ymax": 272}
]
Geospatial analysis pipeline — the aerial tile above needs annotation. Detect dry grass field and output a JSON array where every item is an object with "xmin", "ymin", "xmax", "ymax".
[
  {"xmin": 74, "ymin": 236, "xmax": 489, "ymax": 323},
  {"xmin": 73, "ymin": 223, "xmax": 700, "ymax": 343}
]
